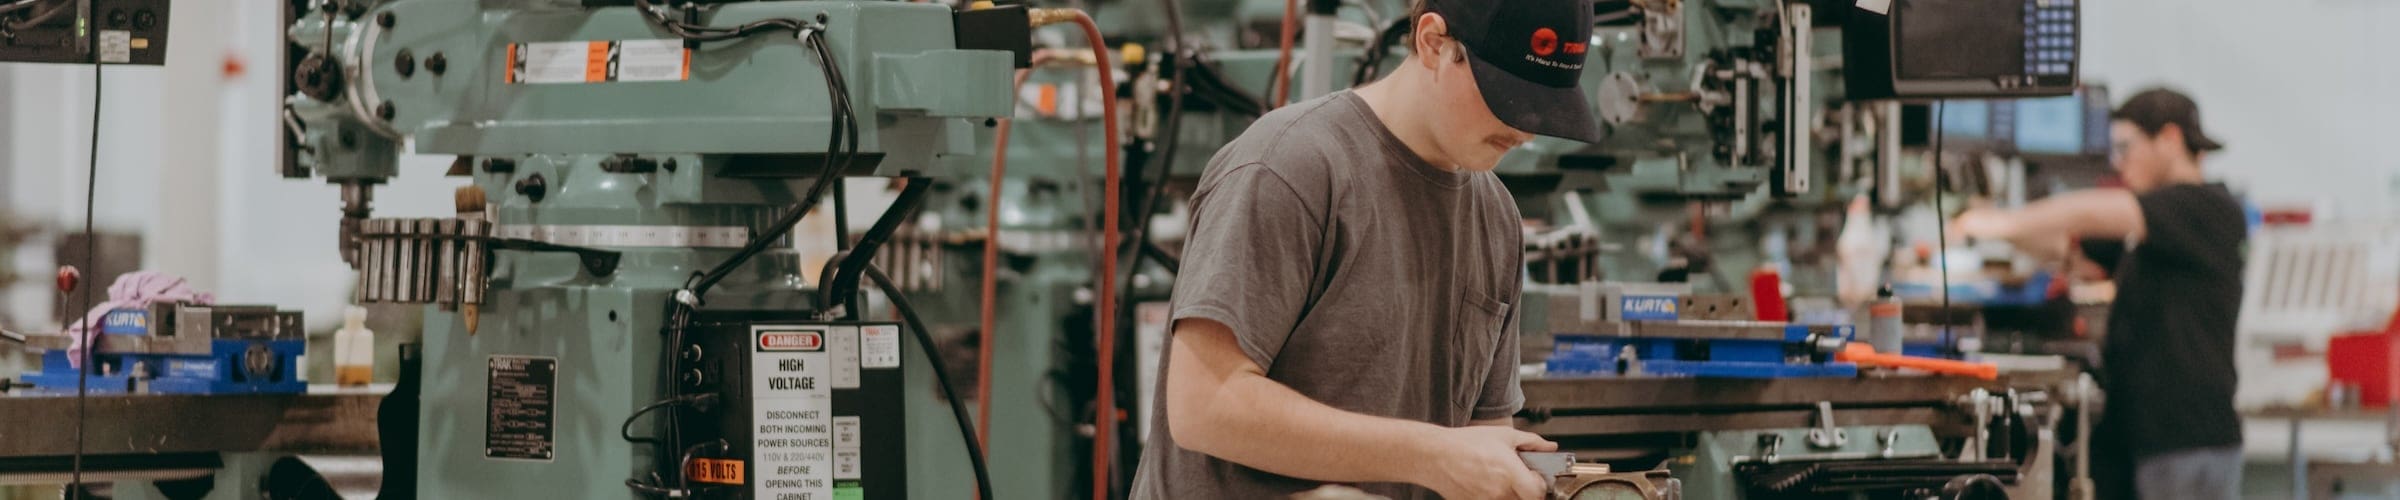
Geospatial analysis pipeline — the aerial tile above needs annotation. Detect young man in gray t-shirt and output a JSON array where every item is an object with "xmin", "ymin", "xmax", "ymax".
[{"xmin": 1129, "ymin": 0, "xmax": 1599, "ymax": 498}]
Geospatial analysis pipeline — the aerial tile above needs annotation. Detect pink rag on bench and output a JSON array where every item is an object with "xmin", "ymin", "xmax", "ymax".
[{"xmin": 64, "ymin": 271, "xmax": 215, "ymax": 368}]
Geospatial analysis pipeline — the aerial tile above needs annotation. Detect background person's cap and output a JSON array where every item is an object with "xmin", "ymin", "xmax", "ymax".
[
  {"xmin": 2112, "ymin": 88, "xmax": 2224, "ymax": 154},
  {"xmin": 1427, "ymin": 0, "xmax": 1600, "ymax": 143}
]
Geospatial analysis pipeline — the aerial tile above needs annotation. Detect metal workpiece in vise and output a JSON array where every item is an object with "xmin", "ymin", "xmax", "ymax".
[{"xmin": 1522, "ymin": 452, "xmax": 1684, "ymax": 500}]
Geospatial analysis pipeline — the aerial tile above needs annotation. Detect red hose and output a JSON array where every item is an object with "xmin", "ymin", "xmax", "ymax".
[
  {"xmin": 1272, "ymin": 0, "xmax": 1298, "ymax": 108},
  {"xmin": 1067, "ymin": 12, "xmax": 1125, "ymax": 500},
  {"xmin": 979, "ymin": 67, "xmax": 1034, "ymax": 479}
]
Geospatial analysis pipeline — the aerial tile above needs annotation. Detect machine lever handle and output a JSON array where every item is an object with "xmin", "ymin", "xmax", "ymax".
[{"xmin": 1835, "ymin": 344, "xmax": 1999, "ymax": 380}]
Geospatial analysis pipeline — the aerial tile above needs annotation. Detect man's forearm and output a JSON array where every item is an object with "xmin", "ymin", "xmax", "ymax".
[
  {"xmin": 1180, "ymin": 370, "xmax": 1448, "ymax": 484},
  {"xmin": 2005, "ymin": 190, "xmax": 2144, "ymax": 242},
  {"xmin": 2007, "ymin": 231, "xmax": 2072, "ymax": 263}
]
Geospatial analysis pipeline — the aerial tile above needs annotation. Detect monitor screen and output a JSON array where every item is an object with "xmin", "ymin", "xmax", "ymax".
[
  {"xmin": 1895, "ymin": 0, "xmax": 2027, "ymax": 80},
  {"xmin": 2012, "ymin": 95, "xmax": 2085, "ymax": 155},
  {"xmin": 1937, "ymin": 100, "xmax": 1993, "ymax": 145}
]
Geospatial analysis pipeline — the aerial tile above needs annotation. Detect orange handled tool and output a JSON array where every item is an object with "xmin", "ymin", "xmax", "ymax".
[{"xmin": 1836, "ymin": 344, "xmax": 1999, "ymax": 380}]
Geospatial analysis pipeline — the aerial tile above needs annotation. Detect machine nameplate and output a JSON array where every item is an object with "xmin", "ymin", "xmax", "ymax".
[
  {"xmin": 753, "ymin": 327, "xmax": 835, "ymax": 500},
  {"xmin": 506, "ymin": 39, "xmax": 690, "ymax": 85},
  {"xmin": 485, "ymin": 356, "xmax": 558, "ymax": 461}
]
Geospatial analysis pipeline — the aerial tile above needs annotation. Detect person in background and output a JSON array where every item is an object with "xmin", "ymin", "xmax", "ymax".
[
  {"xmin": 1127, "ymin": 0, "xmax": 1603, "ymax": 497},
  {"xmin": 1954, "ymin": 88, "xmax": 2246, "ymax": 500}
]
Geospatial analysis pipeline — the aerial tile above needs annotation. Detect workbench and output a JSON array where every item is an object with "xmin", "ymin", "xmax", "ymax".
[{"xmin": 0, "ymin": 385, "xmax": 386, "ymax": 480}]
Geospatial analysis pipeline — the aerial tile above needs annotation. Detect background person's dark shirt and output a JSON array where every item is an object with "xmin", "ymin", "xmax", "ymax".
[{"xmin": 2086, "ymin": 183, "xmax": 2247, "ymax": 461}]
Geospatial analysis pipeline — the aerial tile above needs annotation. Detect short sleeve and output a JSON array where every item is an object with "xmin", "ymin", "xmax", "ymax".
[
  {"xmin": 1472, "ymin": 301, "xmax": 1526, "ymax": 421},
  {"xmin": 2134, "ymin": 185, "xmax": 2244, "ymax": 267},
  {"xmin": 1168, "ymin": 164, "xmax": 1326, "ymax": 370}
]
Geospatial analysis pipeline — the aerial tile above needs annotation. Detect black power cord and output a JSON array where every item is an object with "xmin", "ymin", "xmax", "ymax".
[
  {"xmin": 818, "ymin": 178, "xmax": 931, "ymax": 314},
  {"xmin": 0, "ymin": 0, "xmax": 47, "ymax": 16},
  {"xmin": 632, "ymin": 0, "xmax": 809, "ymax": 42},
  {"xmin": 618, "ymin": 393, "xmax": 719, "ymax": 445},
  {"xmin": 1110, "ymin": 0, "xmax": 1196, "ymax": 292},
  {"xmin": 1350, "ymin": 17, "xmax": 1410, "ymax": 86},
  {"xmin": 70, "ymin": 0, "xmax": 102, "ymax": 494},
  {"xmin": 684, "ymin": 24, "xmax": 855, "ymax": 300},
  {"xmin": 861, "ymin": 264, "xmax": 995, "ymax": 500},
  {"xmin": 620, "ymin": 7, "xmax": 850, "ymax": 497},
  {"xmin": 1933, "ymin": 102, "xmax": 1951, "ymax": 339},
  {"xmin": 2, "ymin": 0, "xmax": 68, "ymax": 31}
]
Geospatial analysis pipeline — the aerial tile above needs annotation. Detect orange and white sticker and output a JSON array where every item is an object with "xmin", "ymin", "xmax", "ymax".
[
  {"xmin": 687, "ymin": 458, "xmax": 746, "ymax": 485},
  {"xmin": 506, "ymin": 39, "xmax": 689, "ymax": 84}
]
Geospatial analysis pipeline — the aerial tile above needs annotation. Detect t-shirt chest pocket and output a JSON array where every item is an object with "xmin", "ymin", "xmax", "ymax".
[{"xmin": 1450, "ymin": 289, "xmax": 1510, "ymax": 411}]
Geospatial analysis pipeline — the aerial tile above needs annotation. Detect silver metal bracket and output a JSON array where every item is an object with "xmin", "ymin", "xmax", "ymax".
[
  {"xmin": 1639, "ymin": 0, "xmax": 1684, "ymax": 59},
  {"xmin": 1757, "ymin": 433, "xmax": 1783, "ymax": 463},
  {"xmin": 1807, "ymin": 401, "xmax": 1848, "ymax": 449}
]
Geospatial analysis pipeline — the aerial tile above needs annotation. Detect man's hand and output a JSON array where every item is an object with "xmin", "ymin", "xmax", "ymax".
[{"xmin": 1413, "ymin": 426, "xmax": 1557, "ymax": 500}]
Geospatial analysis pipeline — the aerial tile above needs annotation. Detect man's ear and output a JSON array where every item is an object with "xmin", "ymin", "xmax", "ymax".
[
  {"xmin": 2156, "ymin": 123, "xmax": 2189, "ymax": 155},
  {"xmin": 1413, "ymin": 12, "xmax": 1449, "ymax": 70}
]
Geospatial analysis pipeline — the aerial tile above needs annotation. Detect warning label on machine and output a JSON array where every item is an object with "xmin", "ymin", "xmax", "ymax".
[
  {"xmin": 689, "ymin": 457, "xmax": 747, "ymax": 485},
  {"xmin": 753, "ymin": 327, "xmax": 835, "ymax": 500},
  {"xmin": 830, "ymin": 326, "xmax": 861, "ymax": 390},
  {"xmin": 486, "ymin": 356, "xmax": 557, "ymax": 461},
  {"xmin": 832, "ymin": 416, "xmax": 861, "ymax": 480},
  {"xmin": 505, "ymin": 39, "xmax": 690, "ymax": 84},
  {"xmin": 860, "ymin": 325, "xmax": 900, "ymax": 369}
]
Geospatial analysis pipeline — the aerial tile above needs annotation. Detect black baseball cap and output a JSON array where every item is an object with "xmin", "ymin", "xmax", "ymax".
[
  {"xmin": 2111, "ymin": 88, "xmax": 2224, "ymax": 154},
  {"xmin": 1426, "ymin": 0, "xmax": 1600, "ymax": 143}
]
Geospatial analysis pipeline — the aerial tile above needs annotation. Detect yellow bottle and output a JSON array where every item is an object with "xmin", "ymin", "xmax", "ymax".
[{"xmin": 335, "ymin": 306, "xmax": 374, "ymax": 387}]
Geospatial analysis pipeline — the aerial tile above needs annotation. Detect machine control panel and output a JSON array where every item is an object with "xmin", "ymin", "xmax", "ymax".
[
  {"xmin": 682, "ymin": 320, "xmax": 907, "ymax": 500},
  {"xmin": 0, "ymin": 0, "xmax": 170, "ymax": 65},
  {"xmin": 2022, "ymin": 0, "xmax": 2079, "ymax": 79}
]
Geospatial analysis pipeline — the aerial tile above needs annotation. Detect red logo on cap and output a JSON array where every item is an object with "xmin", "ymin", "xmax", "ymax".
[{"xmin": 1531, "ymin": 28, "xmax": 1559, "ymax": 57}]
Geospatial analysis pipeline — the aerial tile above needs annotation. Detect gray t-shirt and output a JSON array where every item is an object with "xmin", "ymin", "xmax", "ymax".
[{"xmin": 1131, "ymin": 91, "xmax": 1526, "ymax": 500}]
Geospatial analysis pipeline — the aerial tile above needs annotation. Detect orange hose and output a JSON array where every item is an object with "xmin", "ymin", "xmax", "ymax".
[
  {"xmin": 1066, "ymin": 12, "xmax": 1125, "ymax": 500},
  {"xmin": 979, "ymin": 67, "xmax": 1034, "ymax": 478},
  {"xmin": 1272, "ymin": 0, "xmax": 1298, "ymax": 108}
]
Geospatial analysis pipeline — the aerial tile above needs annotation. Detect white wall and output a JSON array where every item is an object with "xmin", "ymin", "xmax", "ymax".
[
  {"xmin": 2080, "ymin": 0, "xmax": 2400, "ymax": 216},
  {"xmin": 5, "ymin": 62, "xmax": 164, "ymax": 327},
  {"xmin": 2, "ymin": 1, "xmax": 465, "ymax": 330}
]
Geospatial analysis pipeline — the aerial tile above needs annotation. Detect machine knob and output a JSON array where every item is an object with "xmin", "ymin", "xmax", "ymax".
[
  {"xmin": 292, "ymin": 54, "xmax": 344, "ymax": 102},
  {"xmin": 56, "ymin": 266, "xmax": 79, "ymax": 293},
  {"xmin": 680, "ymin": 369, "xmax": 707, "ymax": 388},
  {"xmin": 515, "ymin": 174, "xmax": 547, "ymax": 203}
]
